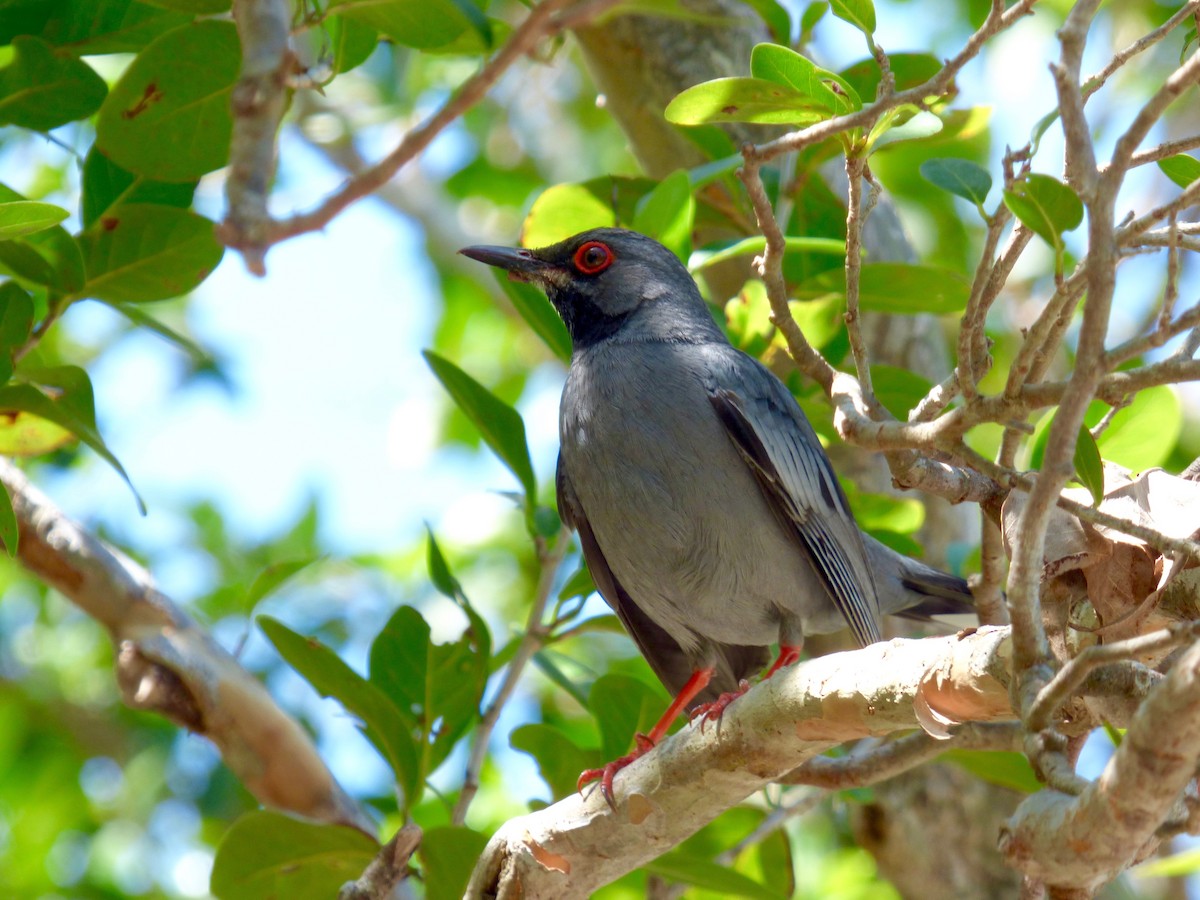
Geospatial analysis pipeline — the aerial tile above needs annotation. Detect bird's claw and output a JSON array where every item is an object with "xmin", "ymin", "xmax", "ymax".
[
  {"xmin": 577, "ymin": 733, "xmax": 656, "ymax": 810},
  {"xmin": 688, "ymin": 679, "xmax": 751, "ymax": 733}
]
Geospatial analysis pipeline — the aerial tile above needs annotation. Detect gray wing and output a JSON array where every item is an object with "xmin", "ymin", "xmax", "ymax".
[
  {"xmin": 705, "ymin": 352, "xmax": 882, "ymax": 646},
  {"xmin": 556, "ymin": 452, "xmax": 768, "ymax": 700}
]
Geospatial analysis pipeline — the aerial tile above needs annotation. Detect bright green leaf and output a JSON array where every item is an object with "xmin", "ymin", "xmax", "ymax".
[
  {"xmin": 941, "ymin": 749, "xmax": 1042, "ymax": 794},
  {"xmin": 845, "ymin": 485, "xmax": 924, "ymax": 535},
  {"xmin": 96, "ymin": 20, "xmax": 240, "ymax": 181},
  {"xmin": 1095, "ymin": 386, "xmax": 1181, "ymax": 472},
  {"xmin": 491, "ymin": 268, "xmax": 571, "ymax": 362},
  {"xmin": 245, "ymin": 559, "xmax": 320, "ymax": 609},
  {"xmin": 690, "ymin": 235, "xmax": 845, "ymax": 272},
  {"xmin": 589, "ymin": 673, "xmax": 663, "ymax": 761},
  {"xmin": 210, "ymin": 811, "xmax": 378, "ymax": 900},
  {"xmin": 829, "ymin": 0, "xmax": 875, "ymax": 35},
  {"xmin": 558, "ymin": 562, "xmax": 597, "ymax": 602},
  {"xmin": 0, "ymin": 201, "xmax": 68, "ymax": 239},
  {"xmin": 81, "ymin": 148, "xmax": 197, "ymax": 228},
  {"xmin": 140, "ymin": 0, "xmax": 231, "ymax": 12},
  {"xmin": 422, "ymin": 350, "xmax": 537, "ymax": 508},
  {"xmin": 1003, "ymin": 174, "xmax": 1083, "ymax": 252},
  {"xmin": 1074, "ymin": 426, "xmax": 1104, "ymax": 506},
  {"xmin": 30, "ymin": 0, "xmax": 193, "ymax": 55},
  {"xmin": 869, "ymin": 109, "xmax": 942, "ymax": 151},
  {"xmin": 0, "ymin": 36, "xmax": 106, "ymax": 130},
  {"xmin": 740, "ymin": 0, "xmax": 790, "ymax": 42},
  {"xmin": 799, "ymin": 2, "xmax": 828, "ymax": 38},
  {"xmin": 750, "ymin": 43, "xmax": 860, "ymax": 114},
  {"xmin": 521, "ymin": 183, "xmax": 615, "ymax": 249},
  {"xmin": 0, "ymin": 478, "xmax": 15, "ymax": 558},
  {"xmin": 531, "ymin": 649, "xmax": 590, "ymax": 708},
  {"xmin": 1157, "ymin": 154, "xmax": 1200, "ymax": 189},
  {"xmin": 725, "ymin": 280, "xmax": 775, "ymax": 357},
  {"xmin": 327, "ymin": 15, "xmax": 379, "ymax": 74},
  {"xmin": 0, "ymin": 281, "xmax": 34, "ymax": 382},
  {"xmin": 76, "ymin": 204, "xmax": 224, "ymax": 303},
  {"xmin": 840, "ymin": 52, "xmax": 941, "ymax": 101},
  {"xmin": 633, "ymin": 170, "xmax": 695, "ymax": 261},
  {"xmin": 258, "ymin": 615, "xmax": 422, "ymax": 802},
  {"xmin": 510, "ymin": 722, "xmax": 597, "ymax": 799},
  {"xmin": 795, "ymin": 263, "xmax": 970, "ymax": 314},
  {"xmin": 0, "ymin": 366, "xmax": 143, "ymax": 511},
  {"xmin": 328, "ymin": 0, "xmax": 485, "ymax": 50},
  {"xmin": 665, "ymin": 77, "xmax": 831, "ymax": 127},
  {"xmin": 426, "ymin": 526, "xmax": 466, "ymax": 601},
  {"xmin": 419, "ymin": 827, "xmax": 490, "ymax": 900},
  {"xmin": 645, "ymin": 851, "xmax": 787, "ymax": 899},
  {"xmin": 0, "ymin": 184, "xmax": 85, "ymax": 293},
  {"xmin": 1134, "ymin": 848, "xmax": 1200, "ymax": 878},
  {"xmin": 919, "ymin": 158, "xmax": 992, "ymax": 206},
  {"xmin": 786, "ymin": 294, "xmax": 845, "ymax": 350}
]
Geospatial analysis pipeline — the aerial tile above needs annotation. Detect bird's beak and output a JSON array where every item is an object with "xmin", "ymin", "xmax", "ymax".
[{"xmin": 459, "ymin": 245, "xmax": 551, "ymax": 284}]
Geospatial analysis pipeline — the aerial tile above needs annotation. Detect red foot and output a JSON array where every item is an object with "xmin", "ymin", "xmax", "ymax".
[
  {"xmin": 688, "ymin": 679, "xmax": 751, "ymax": 733},
  {"xmin": 577, "ymin": 732, "xmax": 656, "ymax": 810}
]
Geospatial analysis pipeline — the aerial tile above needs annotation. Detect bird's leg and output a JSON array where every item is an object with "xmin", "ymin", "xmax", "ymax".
[
  {"xmin": 690, "ymin": 642, "xmax": 803, "ymax": 732},
  {"xmin": 577, "ymin": 665, "xmax": 715, "ymax": 809}
]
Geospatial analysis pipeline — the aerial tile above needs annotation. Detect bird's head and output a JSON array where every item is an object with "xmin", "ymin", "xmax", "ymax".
[{"xmin": 460, "ymin": 228, "xmax": 718, "ymax": 349}]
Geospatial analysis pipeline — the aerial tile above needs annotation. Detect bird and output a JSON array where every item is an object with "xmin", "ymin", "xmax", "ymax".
[{"xmin": 460, "ymin": 227, "xmax": 974, "ymax": 808}]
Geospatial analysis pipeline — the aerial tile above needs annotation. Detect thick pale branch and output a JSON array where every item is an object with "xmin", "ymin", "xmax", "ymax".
[
  {"xmin": 1001, "ymin": 637, "xmax": 1200, "ymax": 890},
  {"xmin": 0, "ymin": 460, "xmax": 370, "ymax": 832},
  {"xmin": 467, "ymin": 628, "xmax": 1013, "ymax": 899}
]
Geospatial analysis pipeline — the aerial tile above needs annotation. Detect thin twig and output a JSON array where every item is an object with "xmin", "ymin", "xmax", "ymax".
[
  {"xmin": 451, "ymin": 525, "xmax": 571, "ymax": 825},
  {"xmin": 843, "ymin": 155, "xmax": 873, "ymax": 395},
  {"xmin": 339, "ymin": 825, "xmax": 423, "ymax": 900}
]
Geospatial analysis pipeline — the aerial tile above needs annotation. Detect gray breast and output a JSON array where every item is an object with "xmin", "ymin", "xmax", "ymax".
[{"xmin": 560, "ymin": 342, "xmax": 843, "ymax": 655}]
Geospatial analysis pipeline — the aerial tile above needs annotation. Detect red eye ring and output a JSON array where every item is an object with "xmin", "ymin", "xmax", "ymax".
[{"xmin": 573, "ymin": 241, "xmax": 613, "ymax": 275}]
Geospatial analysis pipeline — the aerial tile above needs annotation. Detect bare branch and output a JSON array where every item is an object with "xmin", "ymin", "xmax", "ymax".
[
  {"xmin": 339, "ymin": 825, "xmax": 422, "ymax": 900},
  {"xmin": 1001, "ymin": 636, "xmax": 1200, "ymax": 890},
  {"xmin": 844, "ymin": 156, "xmax": 873, "ymax": 394},
  {"xmin": 0, "ymin": 460, "xmax": 370, "ymax": 831}
]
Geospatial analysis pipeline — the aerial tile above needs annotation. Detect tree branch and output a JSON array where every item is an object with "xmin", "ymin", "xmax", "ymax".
[
  {"xmin": 468, "ymin": 628, "xmax": 1014, "ymax": 898},
  {"xmin": 0, "ymin": 460, "xmax": 371, "ymax": 832}
]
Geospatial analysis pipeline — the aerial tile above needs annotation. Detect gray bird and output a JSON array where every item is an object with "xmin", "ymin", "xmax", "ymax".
[{"xmin": 461, "ymin": 228, "xmax": 973, "ymax": 805}]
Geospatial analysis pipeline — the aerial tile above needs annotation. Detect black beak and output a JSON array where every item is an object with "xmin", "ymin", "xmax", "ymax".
[{"xmin": 459, "ymin": 245, "xmax": 550, "ymax": 281}]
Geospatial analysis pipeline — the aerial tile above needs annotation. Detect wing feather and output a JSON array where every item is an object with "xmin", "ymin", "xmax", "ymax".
[{"xmin": 707, "ymin": 371, "xmax": 882, "ymax": 647}]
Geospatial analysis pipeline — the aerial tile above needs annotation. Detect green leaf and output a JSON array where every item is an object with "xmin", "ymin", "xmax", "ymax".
[
  {"xmin": 829, "ymin": 0, "xmax": 875, "ymax": 35},
  {"xmin": 845, "ymin": 486, "xmax": 924, "ymax": 535},
  {"xmin": 258, "ymin": 615, "xmax": 422, "ymax": 802},
  {"xmin": 531, "ymin": 649, "xmax": 590, "ymax": 708},
  {"xmin": 0, "ymin": 201, "xmax": 68, "ymax": 239},
  {"xmin": 1003, "ymin": 174, "xmax": 1083, "ymax": 252},
  {"xmin": 1134, "ymin": 849, "xmax": 1200, "ymax": 878},
  {"xmin": 245, "ymin": 559, "xmax": 320, "ymax": 609},
  {"xmin": 419, "ymin": 827, "xmax": 490, "ymax": 900},
  {"xmin": 0, "ymin": 477, "xmax": 16, "ymax": 558},
  {"xmin": 0, "ymin": 366, "xmax": 144, "ymax": 511},
  {"xmin": 799, "ymin": 2, "xmax": 828, "ymax": 39},
  {"xmin": 633, "ymin": 170, "xmax": 695, "ymax": 261},
  {"xmin": 422, "ymin": 350, "xmax": 537, "ymax": 510},
  {"xmin": 1095, "ymin": 386, "xmax": 1181, "ymax": 472},
  {"xmin": 868, "ymin": 109, "xmax": 942, "ymax": 151},
  {"xmin": 919, "ymin": 158, "xmax": 992, "ymax": 206},
  {"xmin": 690, "ymin": 235, "xmax": 845, "ymax": 272},
  {"xmin": 869, "ymin": 365, "xmax": 933, "ymax": 420},
  {"xmin": 795, "ymin": 263, "xmax": 970, "ymax": 314},
  {"xmin": 1074, "ymin": 426, "xmax": 1104, "ymax": 507},
  {"xmin": 328, "ymin": 16, "xmax": 379, "ymax": 73},
  {"xmin": 21, "ymin": 0, "xmax": 194, "ymax": 55},
  {"xmin": 328, "ymin": 0, "xmax": 486, "ymax": 51},
  {"xmin": 521, "ymin": 183, "xmax": 616, "ymax": 249},
  {"xmin": 840, "ymin": 52, "xmax": 941, "ymax": 101},
  {"xmin": 0, "ymin": 36, "xmax": 106, "ymax": 130},
  {"xmin": 740, "ymin": 0, "xmax": 790, "ymax": 42},
  {"xmin": 369, "ymin": 605, "xmax": 487, "ymax": 783},
  {"xmin": 76, "ymin": 204, "xmax": 224, "ymax": 302},
  {"xmin": 210, "ymin": 811, "xmax": 378, "ymax": 900},
  {"xmin": 589, "ymin": 673, "xmax": 663, "ymax": 761},
  {"xmin": 786, "ymin": 294, "xmax": 845, "ymax": 350},
  {"xmin": 558, "ymin": 562, "xmax": 596, "ymax": 602},
  {"xmin": 750, "ymin": 43, "xmax": 860, "ymax": 114},
  {"xmin": 941, "ymin": 749, "xmax": 1041, "ymax": 794},
  {"xmin": 139, "ymin": 0, "xmax": 231, "ymax": 12},
  {"xmin": 1157, "ymin": 154, "xmax": 1200, "ymax": 189},
  {"xmin": 426, "ymin": 527, "xmax": 466, "ymax": 601},
  {"xmin": 725, "ymin": 280, "xmax": 775, "ymax": 357},
  {"xmin": 0, "ymin": 281, "xmax": 34, "ymax": 382},
  {"xmin": 491, "ymin": 269, "xmax": 571, "ymax": 362},
  {"xmin": 665, "ymin": 77, "xmax": 831, "ymax": 127},
  {"xmin": 509, "ymin": 723, "xmax": 597, "ymax": 799},
  {"xmin": 95, "ymin": 20, "xmax": 240, "ymax": 181},
  {"xmin": 81, "ymin": 148, "xmax": 196, "ymax": 228},
  {"xmin": 0, "ymin": 184, "xmax": 84, "ymax": 293},
  {"xmin": 645, "ymin": 851, "xmax": 787, "ymax": 900}
]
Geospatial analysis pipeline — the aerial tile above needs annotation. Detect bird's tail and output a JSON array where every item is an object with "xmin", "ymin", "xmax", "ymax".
[{"xmin": 862, "ymin": 533, "xmax": 977, "ymax": 621}]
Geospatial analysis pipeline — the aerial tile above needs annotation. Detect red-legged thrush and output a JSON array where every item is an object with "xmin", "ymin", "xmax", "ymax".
[{"xmin": 461, "ymin": 228, "xmax": 974, "ymax": 808}]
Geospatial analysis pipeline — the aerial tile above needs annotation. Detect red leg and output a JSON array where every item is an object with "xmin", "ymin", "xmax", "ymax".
[
  {"xmin": 578, "ymin": 666, "xmax": 715, "ymax": 809},
  {"xmin": 690, "ymin": 644, "xmax": 803, "ymax": 731}
]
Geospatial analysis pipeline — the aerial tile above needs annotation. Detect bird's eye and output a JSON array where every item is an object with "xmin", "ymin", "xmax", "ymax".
[{"xmin": 573, "ymin": 241, "xmax": 613, "ymax": 275}]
